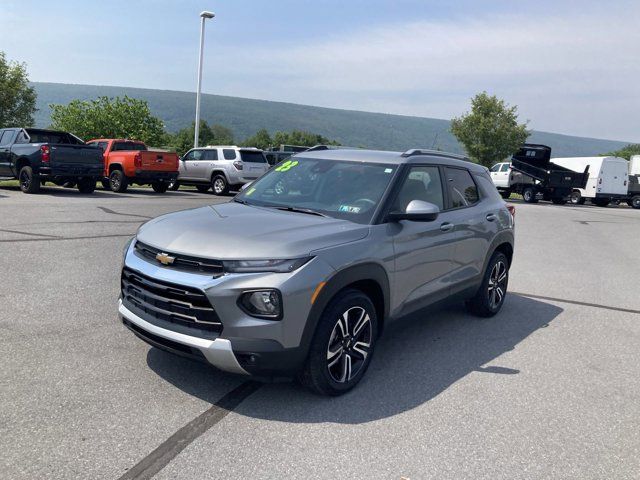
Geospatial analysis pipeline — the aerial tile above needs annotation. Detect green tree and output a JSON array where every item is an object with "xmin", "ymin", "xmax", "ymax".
[
  {"xmin": 49, "ymin": 96, "xmax": 166, "ymax": 145},
  {"xmin": 272, "ymin": 129, "xmax": 339, "ymax": 148},
  {"xmin": 241, "ymin": 128, "xmax": 273, "ymax": 149},
  {"xmin": 167, "ymin": 120, "xmax": 235, "ymax": 156},
  {"xmin": 0, "ymin": 51, "xmax": 37, "ymax": 128},
  {"xmin": 604, "ymin": 144, "xmax": 640, "ymax": 160},
  {"xmin": 451, "ymin": 92, "xmax": 529, "ymax": 167}
]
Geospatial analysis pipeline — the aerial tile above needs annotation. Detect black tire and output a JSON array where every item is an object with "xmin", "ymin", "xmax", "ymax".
[
  {"xmin": 77, "ymin": 178, "xmax": 96, "ymax": 194},
  {"xmin": 195, "ymin": 184, "xmax": 210, "ymax": 193},
  {"xmin": 551, "ymin": 197, "xmax": 567, "ymax": 205},
  {"xmin": 101, "ymin": 179, "xmax": 112, "ymax": 191},
  {"xmin": 211, "ymin": 174, "xmax": 229, "ymax": 195},
  {"xmin": 109, "ymin": 169, "xmax": 128, "ymax": 193},
  {"xmin": 499, "ymin": 190, "xmax": 511, "ymax": 199},
  {"xmin": 168, "ymin": 180, "xmax": 180, "ymax": 191},
  {"xmin": 151, "ymin": 181, "xmax": 168, "ymax": 193},
  {"xmin": 570, "ymin": 191, "xmax": 585, "ymax": 205},
  {"xmin": 466, "ymin": 251, "xmax": 509, "ymax": 317},
  {"xmin": 19, "ymin": 166, "xmax": 41, "ymax": 194},
  {"xmin": 299, "ymin": 289, "xmax": 378, "ymax": 396},
  {"xmin": 631, "ymin": 196, "xmax": 640, "ymax": 210},
  {"xmin": 522, "ymin": 187, "xmax": 538, "ymax": 203}
]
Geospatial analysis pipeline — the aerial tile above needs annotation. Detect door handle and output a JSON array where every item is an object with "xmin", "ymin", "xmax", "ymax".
[
  {"xmin": 440, "ymin": 222, "xmax": 454, "ymax": 232},
  {"xmin": 486, "ymin": 213, "xmax": 497, "ymax": 222}
]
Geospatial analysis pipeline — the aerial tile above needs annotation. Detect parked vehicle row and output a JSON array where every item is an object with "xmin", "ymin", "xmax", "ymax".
[{"xmin": 490, "ymin": 144, "xmax": 639, "ymax": 209}]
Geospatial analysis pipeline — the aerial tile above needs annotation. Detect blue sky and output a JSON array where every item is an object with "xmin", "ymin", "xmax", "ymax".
[{"xmin": 1, "ymin": 0, "xmax": 638, "ymax": 142}]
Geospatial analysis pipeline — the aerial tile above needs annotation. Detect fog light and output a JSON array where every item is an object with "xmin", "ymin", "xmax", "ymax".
[{"xmin": 239, "ymin": 290, "xmax": 282, "ymax": 319}]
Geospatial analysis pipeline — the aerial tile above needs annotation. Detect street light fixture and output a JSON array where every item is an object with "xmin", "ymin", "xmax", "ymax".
[{"xmin": 194, "ymin": 10, "xmax": 215, "ymax": 148}]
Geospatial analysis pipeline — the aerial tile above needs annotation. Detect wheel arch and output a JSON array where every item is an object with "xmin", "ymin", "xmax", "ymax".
[
  {"xmin": 108, "ymin": 163, "xmax": 123, "ymax": 174},
  {"xmin": 15, "ymin": 157, "xmax": 31, "ymax": 173},
  {"xmin": 300, "ymin": 262, "xmax": 390, "ymax": 354},
  {"xmin": 483, "ymin": 231, "xmax": 515, "ymax": 272},
  {"xmin": 210, "ymin": 169, "xmax": 228, "ymax": 182}
]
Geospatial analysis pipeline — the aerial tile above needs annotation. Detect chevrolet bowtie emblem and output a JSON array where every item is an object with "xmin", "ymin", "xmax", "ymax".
[{"xmin": 156, "ymin": 252, "xmax": 175, "ymax": 265}]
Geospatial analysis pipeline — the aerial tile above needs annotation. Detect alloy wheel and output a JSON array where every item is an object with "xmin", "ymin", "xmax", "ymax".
[
  {"xmin": 20, "ymin": 170, "xmax": 30, "ymax": 190},
  {"xmin": 213, "ymin": 178, "xmax": 225, "ymax": 194},
  {"xmin": 487, "ymin": 260, "xmax": 508, "ymax": 309},
  {"xmin": 326, "ymin": 306, "xmax": 372, "ymax": 383}
]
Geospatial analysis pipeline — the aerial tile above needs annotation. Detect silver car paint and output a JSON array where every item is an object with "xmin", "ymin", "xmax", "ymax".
[
  {"xmin": 177, "ymin": 146, "xmax": 269, "ymax": 186},
  {"xmin": 121, "ymin": 150, "xmax": 514, "ymax": 375}
]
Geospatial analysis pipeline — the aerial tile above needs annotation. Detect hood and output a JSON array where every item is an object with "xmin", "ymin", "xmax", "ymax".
[{"xmin": 136, "ymin": 202, "xmax": 369, "ymax": 259}]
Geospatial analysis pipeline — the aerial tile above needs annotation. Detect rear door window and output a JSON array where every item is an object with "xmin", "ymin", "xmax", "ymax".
[
  {"xmin": 223, "ymin": 149, "xmax": 237, "ymax": 160},
  {"xmin": 445, "ymin": 167, "xmax": 479, "ymax": 208},
  {"xmin": 0, "ymin": 130, "xmax": 14, "ymax": 146},
  {"xmin": 240, "ymin": 151, "xmax": 267, "ymax": 163},
  {"xmin": 203, "ymin": 149, "xmax": 218, "ymax": 160},
  {"xmin": 500, "ymin": 163, "xmax": 510, "ymax": 172}
]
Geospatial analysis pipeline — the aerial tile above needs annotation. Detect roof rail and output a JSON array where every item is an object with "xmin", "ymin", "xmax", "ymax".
[
  {"xmin": 401, "ymin": 149, "xmax": 468, "ymax": 161},
  {"xmin": 305, "ymin": 145, "xmax": 330, "ymax": 152}
]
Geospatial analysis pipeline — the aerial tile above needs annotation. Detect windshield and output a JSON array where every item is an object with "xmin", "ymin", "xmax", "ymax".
[{"xmin": 235, "ymin": 157, "xmax": 397, "ymax": 224}]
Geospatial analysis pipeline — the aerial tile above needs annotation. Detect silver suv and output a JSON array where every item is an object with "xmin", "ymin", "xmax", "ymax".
[
  {"xmin": 120, "ymin": 148, "xmax": 515, "ymax": 395},
  {"xmin": 170, "ymin": 145, "xmax": 270, "ymax": 195}
]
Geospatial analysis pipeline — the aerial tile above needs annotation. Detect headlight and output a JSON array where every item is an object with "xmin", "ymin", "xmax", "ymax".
[
  {"xmin": 223, "ymin": 257, "xmax": 311, "ymax": 273},
  {"xmin": 239, "ymin": 290, "xmax": 282, "ymax": 319}
]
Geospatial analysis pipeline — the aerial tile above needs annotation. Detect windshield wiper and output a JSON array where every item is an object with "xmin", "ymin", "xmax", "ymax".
[
  {"xmin": 273, "ymin": 206, "xmax": 328, "ymax": 217},
  {"xmin": 233, "ymin": 198, "xmax": 249, "ymax": 205}
]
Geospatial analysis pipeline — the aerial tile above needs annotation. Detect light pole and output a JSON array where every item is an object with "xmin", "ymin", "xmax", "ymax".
[{"xmin": 194, "ymin": 10, "xmax": 215, "ymax": 148}]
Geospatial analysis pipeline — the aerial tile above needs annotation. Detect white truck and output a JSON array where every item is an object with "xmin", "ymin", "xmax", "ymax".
[
  {"xmin": 625, "ymin": 155, "xmax": 640, "ymax": 209},
  {"xmin": 551, "ymin": 156, "xmax": 629, "ymax": 206}
]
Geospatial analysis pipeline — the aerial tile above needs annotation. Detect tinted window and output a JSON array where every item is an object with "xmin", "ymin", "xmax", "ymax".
[
  {"xmin": 223, "ymin": 149, "xmax": 237, "ymax": 160},
  {"xmin": 112, "ymin": 142, "xmax": 146, "ymax": 152},
  {"xmin": 475, "ymin": 173, "xmax": 503, "ymax": 201},
  {"xmin": 0, "ymin": 130, "xmax": 13, "ymax": 146},
  {"xmin": 500, "ymin": 163, "xmax": 510, "ymax": 172},
  {"xmin": 203, "ymin": 149, "xmax": 218, "ymax": 160},
  {"xmin": 490, "ymin": 164, "xmax": 501, "ymax": 172},
  {"xmin": 445, "ymin": 167, "xmax": 479, "ymax": 208},
  {"xmin": 24, "ymin": 129, "xmax": 82, "ymax": 144},
  {"xmin": 183, "ymin": 149, "xmax": 205, "ymax": 161},
  {"xmin": 392, "ymin": 166, "xmax": 444, "ymax": 211},
  {"xmin": 240, "ymin": 151, "xmax": 267, "ymax": 163}
]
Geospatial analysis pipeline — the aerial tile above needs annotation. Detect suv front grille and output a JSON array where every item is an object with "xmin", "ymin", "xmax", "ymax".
[
  {"xmin": 134, "ymin": 241, "xmax": 224, "ymax": 276},
  {"xmin": 121, "ymin": 267, "xmax": 222, "ymax": 333}
]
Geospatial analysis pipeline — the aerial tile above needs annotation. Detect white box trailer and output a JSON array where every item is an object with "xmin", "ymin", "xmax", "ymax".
[{"xmin": 551, "ymin": 156, "xmax": 629, "ymax": 206}]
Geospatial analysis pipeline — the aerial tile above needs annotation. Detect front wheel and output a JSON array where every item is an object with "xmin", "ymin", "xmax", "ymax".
[
  {"xmin": 151, "ymin": 181, "xmax": 168, "ymax": 193},
  {"xmin": 77, "ymin": 178, "xmax": 96, "ymax": 194},
  {"xmin": 466, "ymin": 251, "xmax": 509, "ymax": 317},
  {"xmin": 522, "ymin": 187, "xmax": 538, "ymax": 203},
  {"xmin": 211, "ymin": 174, "xmax": 229, "ymax": 195},
  {"xmin": 299, "ymin": 290, "xmax": 378, "ymax": 396},
  {"xmin": 19, "ymin": 166, "xmax": 41, "ymax": 194},
  {"xmin": 109, "ymin": 169, "xmax": 129, "ymax": 193}
]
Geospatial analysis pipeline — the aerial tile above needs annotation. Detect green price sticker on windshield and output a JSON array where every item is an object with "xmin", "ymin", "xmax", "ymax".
[{"xmin": 275, "ymin": 160, "xmax": 299, "ymax": 172}]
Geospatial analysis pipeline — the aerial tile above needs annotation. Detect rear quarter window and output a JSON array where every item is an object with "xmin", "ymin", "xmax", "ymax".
[
  {"xmin": 475, "ymin": 173, "xmax": 503, "ymax": 201},
  {"xmin": 223, "ymin": 149, "xmax": 237, "ymax": 160}
]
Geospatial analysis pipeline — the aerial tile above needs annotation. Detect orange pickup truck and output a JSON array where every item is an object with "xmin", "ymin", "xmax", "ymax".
[{"xmin": 86, "ymin": 138, "xmax": 179, "ymax": 193}]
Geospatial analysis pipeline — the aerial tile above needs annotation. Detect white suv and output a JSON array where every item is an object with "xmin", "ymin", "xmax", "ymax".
[{"xmin": 170, "ymin": 146, "xmax": 270, "ymax": 195}]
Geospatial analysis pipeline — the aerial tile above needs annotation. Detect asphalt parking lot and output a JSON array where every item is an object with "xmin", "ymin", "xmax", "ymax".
[{"xmin": 1, "ymin": 184, "xmax": 639, "ymax": 480}]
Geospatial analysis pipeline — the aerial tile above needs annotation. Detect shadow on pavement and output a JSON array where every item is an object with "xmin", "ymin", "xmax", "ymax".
[{"xmin": 146, "ymin": 294, "xmax": 562, "ymax": 424}]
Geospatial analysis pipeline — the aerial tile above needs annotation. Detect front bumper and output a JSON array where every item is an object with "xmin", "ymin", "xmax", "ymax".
[{"xmin": 119, "ymin": 299, "xmax": 248, "ymax": 375}]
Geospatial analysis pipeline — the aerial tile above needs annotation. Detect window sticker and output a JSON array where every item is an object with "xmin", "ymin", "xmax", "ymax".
[
  {"xmin": 275, "ymin": 160, "xmax": 299, "ymax": 172},
  {"xmin": 338, "ymin": 205, "xmax": 361, "ymax": 213},
  {"xmin": 384, "ymin": 168, "xmax": 393, "ymax": 173},
  {"xmin": 245, "ymin": 187, "xmax": 256, "ymax": 196}
]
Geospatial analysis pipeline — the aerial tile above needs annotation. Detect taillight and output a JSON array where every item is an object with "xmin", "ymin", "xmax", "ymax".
[
  {"xmin": 506, "ymin": 204, "xmax": 516, "ymax": 220},
  {"xmin": 233, "ymin": 160, "xmax": 243, "ymax": 170},
  {"xmin": 41, "ymin": 145, "xmax": 50, "ymax": 163},
  {"xmin": 134, "ymin": 152, "xmax": 142, "ymax": 168}
]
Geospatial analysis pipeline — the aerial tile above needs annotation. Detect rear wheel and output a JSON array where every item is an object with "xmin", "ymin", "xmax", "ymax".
[
  {"xmin": 195, "ymin": 184, "xmax": 210, "ymax": 193},
  {"xmin": 631, "ymin": 196, "xmax": 640, "ymax": 209},
  {"xmin": 211, "ymin": 174, "xmax": 229, "ymax": 195},
  {"xmin": 77, "ymin": 178, "xmax": 96, "ymax": 194},
  {"xmin": 570, "ymin": 191, "xmax": 585, "ymax": 205},
  {"xmin": 299, "ymin": 289, "xmax": 378, "ymax": 396},
  {"xmin": 466, "ymin": 251, "xmax": 509, "ymax": 317},
  {"xmin": 151, "ymin": 181, "xmax": 168, "ymax": 193},
  {"xmin": 109, "ymin": 169, "xmax": 128, "ymax": 193},
  {"xmin": 522, "ymin": 187, "xmax": 538, "ymax": 203},
  {"xmin": 168, "ymin": 180, "xmax": 180, "ymax": 191},
  {"xmin": 19, "ymin": 166, "xmax": 41, "ymax": 194}
]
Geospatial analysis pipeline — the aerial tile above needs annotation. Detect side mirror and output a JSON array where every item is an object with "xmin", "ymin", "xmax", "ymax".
[{"xmin": 388, "ymin": 200, "xmax": 440, "ymax": 222}]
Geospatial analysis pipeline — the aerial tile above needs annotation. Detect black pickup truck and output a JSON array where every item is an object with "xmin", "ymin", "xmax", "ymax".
[{"xmin": 0, "ymin": 128, "xmax": 104, "ymax": 194}]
